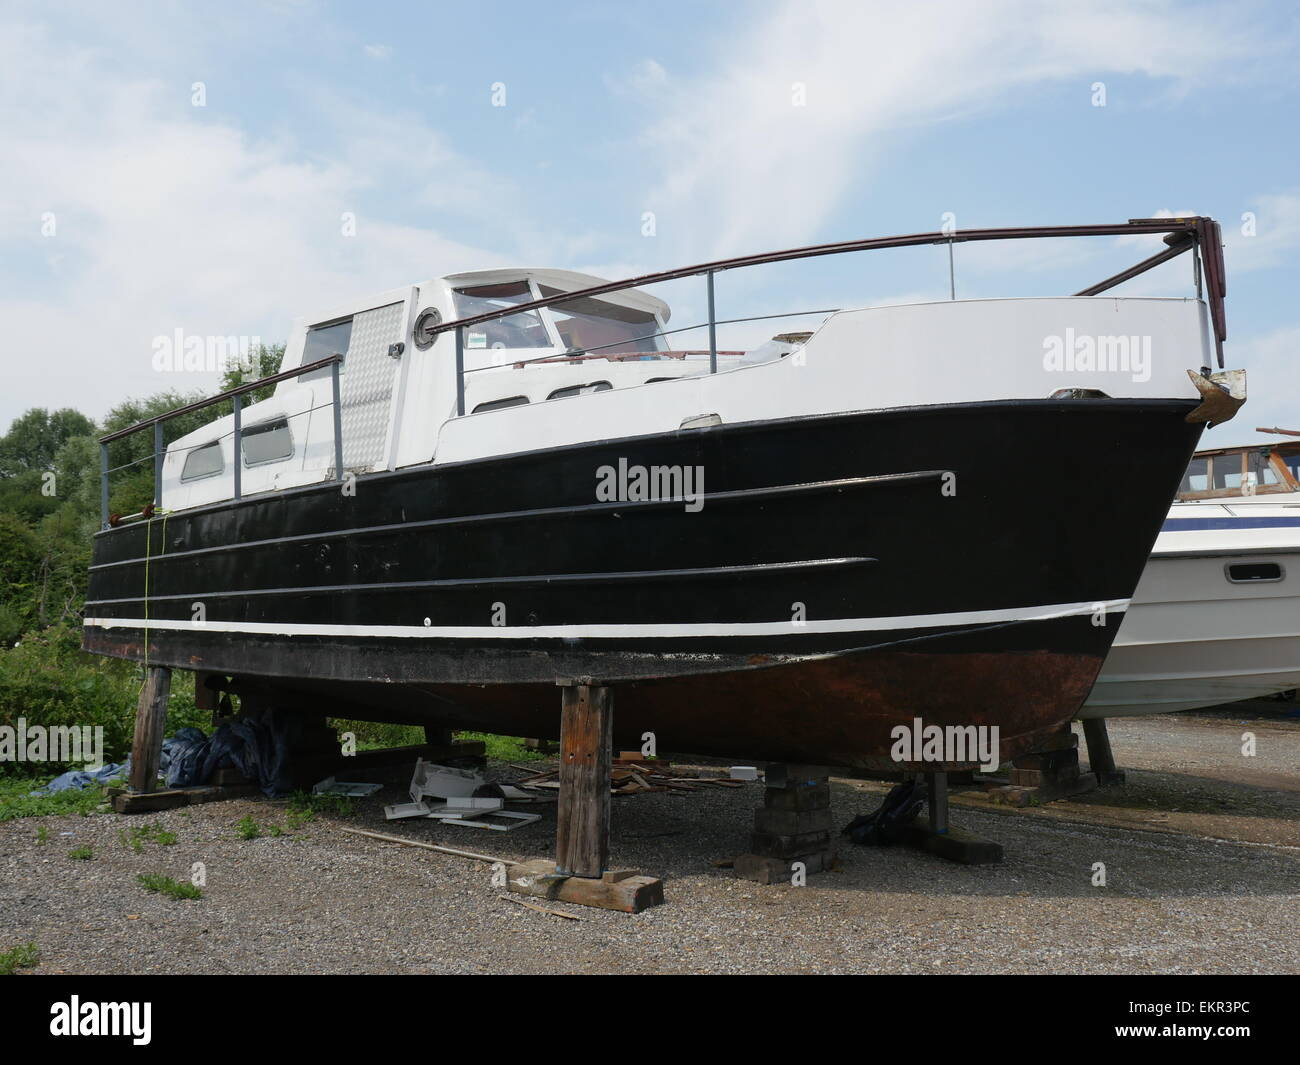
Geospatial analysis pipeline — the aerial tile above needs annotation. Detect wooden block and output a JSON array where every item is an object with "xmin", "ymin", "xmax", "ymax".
[
  {"xmin": 753, "ymin": 806, "xmax": 832, "ymax": 835},
  {"xmin": 734, "ymin": 850, "xmax": 835, "ymax": 884},
  {"xmin": 763, "ymin": 786, "xmax": 831, "ymax": 812},
  {"xmin": 112, "ymin": 784, "xmax": 259, "ymax": 814},
  {"xmin": 988, "ymin": 772, "xmax": 1095, "ymax": 807},
  {"xmin": 556, "ymin": 684, "xmax": 612, "ymax": 877},
  {"xmin": 901, "ymin": 815, "xmax": 1003, "ymax": 864},
  {"xmin": 507, "ymin": 859, "xmax": 663, "ymax": 913},
  {"xmin": 1013, "ymin": 748, "xmax": 1080, "ymax": 773},
  {"xmin": 750, "ymin": 829, "xmax": 832, "ymax": 858}
]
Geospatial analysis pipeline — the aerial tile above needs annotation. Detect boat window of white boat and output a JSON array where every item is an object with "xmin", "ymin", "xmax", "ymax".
[
  {"xmin": 1280, "ymin": 448, "xmax": 1300, "ymax": 482},
  {"xmin": 1225, "ymin": 561, "xmax": 1284, "ymax": 583},
  {"xmin": 538, "ymin": 285, "xmax": 662, "ymax": 358},
  {"xmin": 471, "ymin": 395, "xmax": 530, "ymax": 414},
  {"xmin": 547, "ymin": 381, "xmax": 613, "ymax": 400},
  {"xmin": 299, "ymin": 317, "xmax": 353, "ymax": 381},
  {"xmin": 1249, "ymin": 452, "xmax": 1282, "ymax": 486},
  {"xmin": 1181, "ymin": 457, "xmax": 1209, "ymax": 493},
  {"xmin": 241, "ymin": 417, "xmax": 293, "ymax": 466},
  {"xmin": 452, "ymin": 282, "xmax": 551, "ymax": 349},
  {"xmin": 180, "ymin": 441, "xmax": 224, "ymax": 482}
]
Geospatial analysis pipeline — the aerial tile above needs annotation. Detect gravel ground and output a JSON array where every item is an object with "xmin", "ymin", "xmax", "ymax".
[{"xmin": 1, "ymin": 708, "xmax": 1296, "ymax": 975}]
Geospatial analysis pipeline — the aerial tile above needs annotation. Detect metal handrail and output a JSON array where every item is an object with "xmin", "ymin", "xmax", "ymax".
[
  {"xmin": 98, "ymin": 353, "xmax": 345, "ymax": 529},
  {"xmin": 428, "ymin": 217, "xmax": 1227, "ymax": 416}
]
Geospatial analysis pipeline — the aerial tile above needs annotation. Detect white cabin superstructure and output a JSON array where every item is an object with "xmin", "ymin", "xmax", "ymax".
[{"xmin": 159, "ymin": 268, "xmax": 742, "ymax": 510}]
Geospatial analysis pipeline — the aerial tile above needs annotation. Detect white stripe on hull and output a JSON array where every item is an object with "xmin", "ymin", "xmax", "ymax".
[{"xmin": 84, "ymin": 598, "xmax": 1127, "ymax": 641}]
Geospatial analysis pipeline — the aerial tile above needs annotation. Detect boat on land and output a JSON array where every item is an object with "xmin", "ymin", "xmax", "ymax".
[
  {"xmin": 1080, "ymin": 499, "xmax": 1300, "ymax": 718},
  {"xmin": 84, "ymin": 218, "xmax": 1243, "ymax": 770}
]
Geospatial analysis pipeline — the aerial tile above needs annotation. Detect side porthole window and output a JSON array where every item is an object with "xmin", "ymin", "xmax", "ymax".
[
  {"xmin": 1225, "ymin": 561, "xmax": 1284, "ymax": 583},
  {"xmin": 547, "ymin": 381, "xmax": 613, "ymax": 400},
  {"xmin": 242, "ymin": 418, "xmax": 293, "ymax": 466},
  {"xmin": 471, "ymin": 396, "xmax": 530, "ymax": 414},
  {"xmin": 181, "ymin": 441, "xmax": 224, "ymax": 482}
]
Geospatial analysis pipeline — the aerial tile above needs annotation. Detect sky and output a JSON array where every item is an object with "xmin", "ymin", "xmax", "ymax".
[{"xmin": 1, "ymin": 0, "xmax": 1297, "ymax": 447}]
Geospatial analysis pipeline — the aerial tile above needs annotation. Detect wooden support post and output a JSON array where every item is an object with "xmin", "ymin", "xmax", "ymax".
[
  {"xmin": 1082, "ymin": 717, "xmax": 1126, "ymax": 785},
  {"xmin": 129, "ymin": 666, "xmax": 171, "ymax": 793},
  {"xmin": 423, "ymin": 725, "xmax": 454, "ymax": 746},
  {"xmin": 555, "ymin": 682, "xmax": 612, "ymax": 878}
]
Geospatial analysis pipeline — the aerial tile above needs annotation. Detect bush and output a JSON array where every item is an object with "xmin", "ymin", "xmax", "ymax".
[{"xmin": 0, "ymin": 623, "xmax": 206, "ymax": 771}]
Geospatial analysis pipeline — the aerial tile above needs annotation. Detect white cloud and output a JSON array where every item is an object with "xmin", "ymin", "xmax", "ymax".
[
  {"xmin": 363, "ymin": 44, "xmax": 393, "ymax": 60},
  {"xmin": 0, "ymin": 18, "xmax": 512, "ymax": 427},
  {"xmin": 1226, "ymin": 191, "xmax": 1300, "ymax": 272},
  {"xmin": 1205, "ymin": 324, "xmax": 1300, "ymax": 448},
  {"xmin": 631, "ymin": 0, "xmax": 1269, "ymax": 262}
]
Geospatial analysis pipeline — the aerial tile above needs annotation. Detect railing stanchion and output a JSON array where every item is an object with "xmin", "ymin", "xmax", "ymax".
[
  {"xmin": 706, "ymin": 271, "xmax": 718, "ymax": 375},
  {"xmin": 455, "ymin": 326, "xmax": 466, "ymax": 416},
  {"xmin": 331, "ymin": 356, "xmax": 344, "ymax": 482},
  {"xmin": 100, "ymin": 444, "xmax": 109, "ymax": 530},
  {"xmin": 153, "ymin": 421, "xmax": 163, "ymax": 509},
  {"xmin": 232, "ymin": 395, "xmax": 242, "ymax": 501}
]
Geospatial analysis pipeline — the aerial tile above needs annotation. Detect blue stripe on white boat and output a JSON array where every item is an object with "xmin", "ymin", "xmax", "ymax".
[{"xmin": 1162, "ymin": 517, "xmax": 1300, "ymax": 531}]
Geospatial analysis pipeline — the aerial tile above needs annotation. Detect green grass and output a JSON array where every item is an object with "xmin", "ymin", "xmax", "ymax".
[
  {"xmin": 68, "ymin": 846, "xmax": 93, "ymax": 860},
  {"xmin": 0, "ymin": 943, "xmax": 40, "ymax": 975},
  {"xmin": 235, "ymin": 814, "xmax": 260, "ymax": 840},
  {"xmin": 120, "ymin": 823, "xmax": 175, "ymax": 852},
  {"xmin": 287, "ymin": 790, "xmax": 354, "ymax": 819},
  {"xmin": 0, "ymin": 773, "xmax": 115, "ymax": 823},
  {"xmin": 456, "ymin": 731, "xmax": 545, "ymax": 762},
  {"xmin": 137, "ymin": 873, "xmax": 201, "ymax": 900}
]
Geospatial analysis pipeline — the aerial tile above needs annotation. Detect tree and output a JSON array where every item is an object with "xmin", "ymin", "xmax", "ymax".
[
  {"xmin": 0, "ymin": 408, "xmax": 95, "ymax": 478},
  {"xmin": 220, "ymin": 343, "xmax": 285, "ymax": 405}
]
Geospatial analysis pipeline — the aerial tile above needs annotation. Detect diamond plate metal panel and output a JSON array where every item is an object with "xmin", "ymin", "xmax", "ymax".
[{"xmin": 340, "ymin": 301, "xmax": 404, "ymax": 470}]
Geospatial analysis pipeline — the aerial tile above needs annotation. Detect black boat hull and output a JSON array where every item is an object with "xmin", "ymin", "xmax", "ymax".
[{"xmin": 84, "ymin": 398, "xmax": 1202, "ymax": 768}]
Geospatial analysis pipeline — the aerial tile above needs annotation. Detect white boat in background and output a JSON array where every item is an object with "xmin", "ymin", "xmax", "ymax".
[{"xmin": 1080, "ymin": 500, "xmax": 1300, "ymax": 718}]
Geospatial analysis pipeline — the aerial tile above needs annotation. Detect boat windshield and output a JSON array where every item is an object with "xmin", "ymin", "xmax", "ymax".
[
  {"xmin": 538, "ymin": 285, "xmax": 664, "ymax": 358},
  {"xmin": 452, "ymin": 281, "xmax": 552, "ymax": 349}
]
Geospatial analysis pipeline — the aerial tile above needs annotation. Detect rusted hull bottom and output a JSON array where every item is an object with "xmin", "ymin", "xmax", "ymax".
[
  {"xmin": 422, "ymin": 649, "xmax": 1100, "ymax": 771},
  {"xmin": 175, "ymin": 640, "xmax": 1103, "ymax": 772}
]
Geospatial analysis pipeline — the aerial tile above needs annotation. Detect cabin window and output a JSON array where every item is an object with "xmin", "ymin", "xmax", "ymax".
[
  {"xmin": 241, "ymin": 417, "xmax": 293, "ymax": 466},
  {"xmin": 299, "ymin": 318, "xmax": 353, "ymax": 381},
  {"xmin": 452, "ymin": 282, "xmax": 551, "ymax": 349},
  {"xmin": 1282, "ymin": 450, "xmax": 1300, "ymax": 483},
  {"xmin": 1226, "ymin": 561, "xmax": 1284, "ymax": 584},
  {"xmin": 1180, "ymin": 457, "xmax": 1209, "ymax": 494},
  {"xmin": 547, "ymin": 381, "xmax": 613, "ymax": 400},
  {"xmin": 471, "ymin": 396, "xmax": 530, "ymax": 414},
  {"xmin": 538, "ymin": 285, "xmax": 662, "ymax": 357},
  {"xmin": 180, "ymin": 441, "xmax": 224, "ymax": 482}
]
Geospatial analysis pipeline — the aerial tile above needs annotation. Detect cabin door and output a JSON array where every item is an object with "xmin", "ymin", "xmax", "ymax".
[{"xmin": 337, "ymin": 300, "xmax": 406, "ymax": 472}]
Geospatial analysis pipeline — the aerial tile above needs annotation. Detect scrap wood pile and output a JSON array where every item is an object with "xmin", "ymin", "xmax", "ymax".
[{"xmin": 511, "ymin": 753, "xmax": 752, "ymax": 796}]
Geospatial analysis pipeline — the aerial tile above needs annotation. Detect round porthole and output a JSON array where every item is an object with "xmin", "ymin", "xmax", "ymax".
[{"xmin": 413, "ymin": 307, "xmax": 443, "ymax": 349}]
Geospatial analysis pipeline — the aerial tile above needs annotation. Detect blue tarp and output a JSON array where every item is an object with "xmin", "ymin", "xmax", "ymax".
[
  {"xmin": 30, "ymin": 710, "xmax": 309, "ymax": 797},
  {"xmin": 161, "ymin": 710, "xmax": 307, "ymax": 796},
  {"xmin": 31, "ymin": 762, "xmax": 129, "ymax": 794}
]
